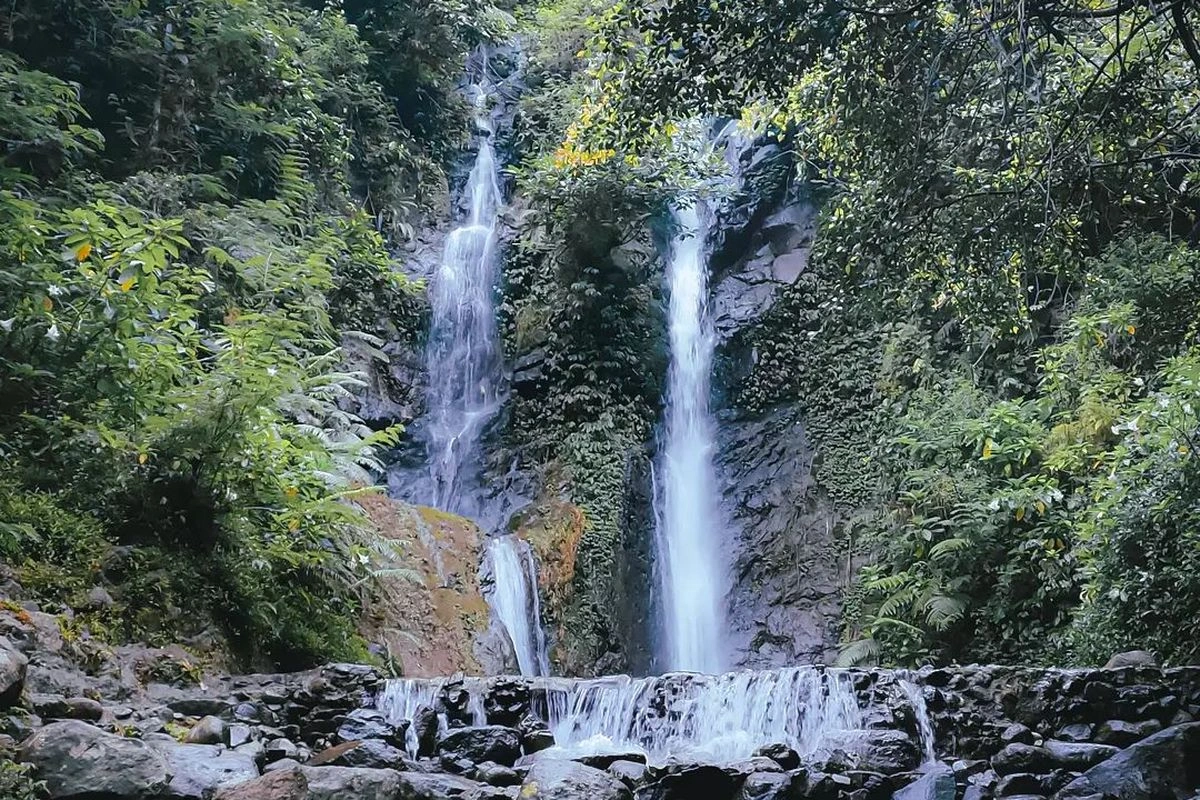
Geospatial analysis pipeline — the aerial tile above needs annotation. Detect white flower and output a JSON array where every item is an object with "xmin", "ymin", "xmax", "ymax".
[
  {"xmin": 0, "ymin": 318, "xmax": 14, "ymax": 332},
  {"xmin": 46, "ymin": 323, "xmax": 60, "ymax": 341},
  {"xmin": 48, "ymin": 285, "xmax": 65, "ymax": 297}
]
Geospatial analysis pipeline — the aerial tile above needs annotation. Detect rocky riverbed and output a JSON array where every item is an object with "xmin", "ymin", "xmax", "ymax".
[{"xmin": 3, "ymin": 628, "xmax": 1199, "ymax": 800}]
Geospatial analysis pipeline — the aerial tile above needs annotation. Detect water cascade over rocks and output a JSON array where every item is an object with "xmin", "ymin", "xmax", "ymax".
[
  {"xmin": 398, "ymin": 49, "xmax": 550, "ymax": 678},
  {"xmin": 654, "ymin": 202, "xmax": 729, "ymax": 674},
  {"xmin": 487, "ymin": 535, "xmax": 551, "ymax": 677},
  {"xmin": 422, "ymin": 77, "xmax": 505, "ymax": 513}
]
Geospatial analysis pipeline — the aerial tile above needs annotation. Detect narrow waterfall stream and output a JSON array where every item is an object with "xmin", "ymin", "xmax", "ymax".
[
  {"xmin": 487, "ymin": 535, "xmax": 550, "ymax": 677},
  {"xmin": 655, "ymin": 203, "xmax": 728, "ymax": 674},
  {"xmin": 423, "ymin": 79, "xmax": 505, "ymax": 513},
  {"xmin": 413, "ymin": 52, "xmax": 549, "ymax": 677}
]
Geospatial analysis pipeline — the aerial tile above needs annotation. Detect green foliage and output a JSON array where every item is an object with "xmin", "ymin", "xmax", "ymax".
[{"xmin": 0, "ymin": 760, "xmax": 43, "ymax": 800}]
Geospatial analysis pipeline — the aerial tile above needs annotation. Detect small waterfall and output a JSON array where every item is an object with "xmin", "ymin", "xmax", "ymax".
[
  {"xmin": 899, "ymin": 678, "xmax": 937, "ymax": 763},
  {"xmin": 377, "ymin": 679, "xmax": 446, "ymax": 758},
  {"xmin": 486, "ymin": 535, "xmax": 550, "ymax": 676},
  {"xmin": 547, "ymin": 668, "xmax": 862, "ymax": 762},
  {"xmin": 423, "ymin": 77, "xmax": 505, "ymax": 512},
  {"xmin": 654, "ymin": 202, "xmax": 727, "ymax": 673}
]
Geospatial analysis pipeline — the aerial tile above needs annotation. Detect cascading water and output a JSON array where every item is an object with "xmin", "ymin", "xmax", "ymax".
[
  {"xmin": 423, "ymin": 77, "xmax": 505, "ymax": 514},
  {"xmin": 487, "ymin": 535, "xmax": 550, "ymax": 677},
  {"xmin": 407, "ymin": 51, "xmax": 549, "ymax": 677},
  {"xmin": 899, "ymin": 678, "xmax": 937, "ymax": 763},
  {"xmin": 655, "ymin": 202, "xmax": 728, "ymax": 674}
]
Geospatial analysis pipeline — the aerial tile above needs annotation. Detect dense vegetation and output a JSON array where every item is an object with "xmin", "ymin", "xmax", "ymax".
[
  {"xmin": 551, "ymin": 0, "xmax": 1200, "ymax": 665},
  {"xmin": 0, "ymin": 0, "xmax": 500, "ymax": 667}
]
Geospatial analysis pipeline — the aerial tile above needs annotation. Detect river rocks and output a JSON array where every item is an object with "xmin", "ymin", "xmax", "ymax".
[
  {"xmin": 412, "ymin": 704, "xmax": 440, "ymax": 756},
  {"xmin": 325, "ymin": 739, "xmax": 410, "ymax": 770},
  {"xmin": 521, "ymin": 759, "xmax": 632, "ymax": 800},
  {"xmin": 1103, "ymin": 650, "xmax": 1158, "ymax": 668},
  {"xmin": 439, "ymin": 725, "xmax": 522, "ymax": 766},
  {"xmin": 753, "ymin": 743, "xmax": 800, "ymax": 770},
  {"xmin": 0, "ymin": 637, "xmax": 28, "ymax": 708},
  {"xmin": 607, "ymin": 760, "xmax": 648, "ymax": 787},
  {"xmin": 29, "ymin": 693, "xmax": 104, "ymax": 721},
  {"xmin": 215, "ymin": 769, "xmax": 309, "ymax": 800},
  {"xmin": 148, "ymin": 739, "xmax": 260, "ymax": 799},
  {"xmin": 1052, "ymin": 722, "xmax": 1200, "ymax": 800},
  {"xmin": 18, "ymin": 720, "xmax": 170, "ymax": 799},
  {"xmin": 892, "ymin": 763, "xmax": 955, "ymax": 800},
  {"xmin": 1041, "ymin": 740, "xmax": 1118, "ymax": 770},
  {"xmin": 335, "ymin": 708, "xmax": 403, "ymax": 746},
  {"xmin": 992, "ymin": 743, "xmax": 1056, "ymax": 775},
  {"xmin": 187, "ymin": 715, "xmax": 228, "ymax": 745},
  {"xmin": 1093, "ymin": 718, "xmax": 1162, "ymax": 747}
]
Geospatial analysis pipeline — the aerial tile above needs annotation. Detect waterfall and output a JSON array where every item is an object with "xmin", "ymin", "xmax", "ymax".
[
  {"xmin": 423, "ymin": 79, "xmax": 505, "ymax": 513},
  {"xmin": 487, "ymin": 535, "xmax": 550, "ymax": 676},
  {"xmin": 654, "ymin": 202, "xmax": 728, "ymax": 673},
  {"xmin": 377, "ymin": 667, "xmax": 864, "ymax": 765},
  {"xmin": 899, "ymin": 678, "xmax": 937, "ymax": 763}
]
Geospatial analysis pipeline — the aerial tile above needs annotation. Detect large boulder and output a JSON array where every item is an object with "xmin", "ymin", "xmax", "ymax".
[
  {"xmin": 17, "ymin": 719, "xmax": 170, "ymax": 800},
  {"xmin": 335, "ymin": 708, "xmax": 403, "ymax": 747},
  {"xmin": 398, "ymin": 771, "xmax": 502, "ymax": 799},
  {"xmin": 215, "ymin": 767, "xmax": 408, "ymax": 800},
  {"xmin": 148, "ymin": 740, "xmax": 260, "ymax": 800},
  {"xmin": 0, "ymin": 637, "xmax": 28, "ymax": 708},
  {"xmin": 521, "ymin": 759, "xmax": 633, "ymax": 800},
  {"xmin": 1104, "ymin": 650, "xmax": 1158, "ymax": 668},
  {"xmin": 1054, "ymin": 722, "xmax": 1200, "ymax": 800},
  {"xmin": 1042, "ymin": 740, "xmax": 1119, "ymax": 771},
  {"xmin": 213, "ymin": 769, "xmax": 308, "ymax": 800},
  {"xmin": 640, "ymin": 763, "xmax": 737, "ymax": 800},
  {"xmin": 438, "ymin": 726, "xmax": 522, "ymax": 767}
]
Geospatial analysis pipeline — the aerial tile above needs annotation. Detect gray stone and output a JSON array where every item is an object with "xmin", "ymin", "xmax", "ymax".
[
  {"xmin": 326, "ymin": 739, "xmax": 409, "ymax": 770},
  {"xmin": 300, "ymin": 766, "xmax": 402, "ymax": 800},
  {"xmin": 1053, "ymin": 722, "xmax": 1200, "ymax": 800},
  {"xmin": 262, "ymin": 759, "xmax": 302, "ymax": 775},
  {"xmin": 412, "ymin": 705, "xmax": 440, "ymax": 757},
  {"xmin": 187, "ymin": 715, "xmax": 227, "ymax": 745},
  {"xmin": 0, "ymin": 637, "xmax": 28, "ymax": 708},
  {"xmin": 1104, "ymin": 650, "xmax": 1159, "ymax": 668},
  {"xmin": 336, "ymin": 708, "xmax": 402, "ymax": 746},
  {"xmin": 996, "ymin": 773, "xmax": 1045, "ymax": 796},
  {"xmin": 227, "ymin": 723, "xmax": 254, "ymax": 749},
  {"xmin": 214, "ymin": 768, "xmax": 307, "ymax": 800},
  {"xmin": 992, "ymin": 743, "xmax": 1055, "ymax": 775},
  {"xmin": 17, "ymin": 719, "xmax": 170, "ymax": 800},
  {"xmin": 521, "ymin": 759, "xmax": 632, "ymax": 800},
  {"xmin": 1094, "ymin": 718, "xmax": 1162, "ymax": 747},
  {"xmin": 439, "ymin": 725, "xmax": 522, "ymax": 767},
  {"xmin": 1001, "ymin": 724, "xmax": 1040, "ymax": 746},
  {"xmin": 476, "ymin": 762, "xmax": 522, "ymax": 787},
  {"xmin": 892, "ymin": 763, "xmax": 956, "ymax": 800},
  {"xmin": 30, "ymin": 694, "xmax": 104, "ymax": 721},
  {"xmin": 737, "ymin": 772, "xmax": 795, "ymax": 800},
  {"xmin": 606, "ymin": 760, "xmax": 647, "ymax": 787},
  {"xmin": 398, "ymin": 770, "xmax": 500, "ymax": 799},
  {"xmin": 753, "ymin": 743, "xmax": 800, "ymax": 770},
  {"xmin": 771, "ymin": 251, "xmax": 808, "ymax": 284},
  {"xmin": 1054, "ymin": 724, "xmax": 1093, "ymax": 743},
  {"xmin": 572, "ymin": 752, "xmax": 646, "ymax": 771},
  {"xmin": 149, "ymin": 740, "xmax": 260, "ymax": 799},
  {"xmin": 1043, "ymin": 740, "xmax": 1118, "ymax": 770},
  {"xmin": 264, "ymin": 738, "xmax": 299, "ymax": 762}
]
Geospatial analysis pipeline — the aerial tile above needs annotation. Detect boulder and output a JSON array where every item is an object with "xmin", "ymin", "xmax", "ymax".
[
  {"xmin": 1000, "ymin": 724, "xmax": 1040, "ymax": 746},
  {"xmin": 325, "ymin": 739, "xmax": 409, "ymax": 770},
  {"xmin": 398, "ymin": 770, "xmax": 499, "ymax": 799},
  {"xmin": 1094, "ymin": 718, "xmax": 1162, "ymax": 747},
  {"xmin": 227, "ymin": 723, "xmax": 254, "ymax": 749},
  {"xmin": 892, "ymin": 763, "xmax": 956, "ymax": 800},
  {"xmin": 475, "ymin": 762, "xmax": 522, "ymax": 787},
  {"xmin": 1104, "ymin": 650, "xmax": 1159, "ymax": 669},
  {"xmin": 30, "ymin": 694, "xmax": 104, "ymax": 721},
  {"xmin": 0, "ymin": 637, "xmax": 28, "ymax": 708},
  {"xmin": 753, "ymin": 743, "xmax": 800, "ymax": 770},
  {"xmin": 412, "ymin": 705, "xmax": 440, "ymax": 757},
  {"xmin": 606, "ymin": 760, "xmax": 647, "ymax": 788},
  {"xmin": 149, "ymin": 740, "xmax": 260, "ymax": 799},
  {"xmin": 521, "ymin": 759, "xmax": 633, "ymax": 800},
  {"xmin": 336, "ymin": 708, "xmax": 403, "ymax": 747},
  {"xmin": 438, "ymin": 725, "xmax": 522, "ymax": 767},
  {"xmin": 300, "ymin": 767, "xmax": 403, "ymax": 800},
  {"xmin": 186, "ymin": 715, "xmax": 227, "ymax": 745},
  {"xmin": 1053, "ymin": 722, "xmax": 1200, "ymax": 800},
  {"xmin": 1043, "ymin": 740, "xmax": 1118, "ymax": 770},
  {"xmin": 991, "ymin": 743, "xmax": 1055, "ymax": 775},
  {"xmin": 641, "ymin": 764, "xmax": 737, "ymax": 800},
  {"xmin": 17, "ymin": 719, "xmax": 170, "ymax": 800},
  {"xmin": 737, "ymin": 772, "xmax": 796, "ymax": 800},
  {"xmin": 572, "ymin": 752, "xmax": 646, "ymax": 771},
  {"xmin": 214, "ymin": 769, "xmax": 308, "ymax": 800}
]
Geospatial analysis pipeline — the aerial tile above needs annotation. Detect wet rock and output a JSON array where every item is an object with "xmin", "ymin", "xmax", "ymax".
[
  {"xmin": 324, "ymin": 739, "xmax": 409, "ymax": 770},
  {"xmin": 1053, "ymin": 722, "xmax": 1200, "ymax": 800},
  {"xmin": 336, "ymin": 708, "xmax": 403, "ymax": 746},
  {"xmin": 148, "ymin": 739, "xmax": 260, "ymax": 799},
  {"xmin": 754, "ymin": 743, "xmax": 800, "ymax": 770},
  {"xmin": 892, "ymin": 763, "xmax": 955, "ymax": 800},
  {"xmin": 30, "ymin": 694, "xmax": 103, "ymax": 721},
  {"xmin": 737, "ymin": 772, "xmax": 795, "ymax": 800},
  {"xmin": 1094, "ymin": 718, "xmax": 1163, "ymax": 747},
  {"xmin": 18, "ymin": 719, "xmax": 170, "ymax": 800},
  {"xmin": 995, "ymin": 773, "xmax": 1045, "ymax": 796},
  {"xmin": 818, "ymin": 730, "xmax": 921, "ymax": 774},
  {"xmin": 412, "ymin": 705, "xmax": 440, "ymax": 757},
  {"xmin": 607, "ymin": 760, "xmax": 648, "ymax": 787},
  {"xmin": 1104, "ymin": 650, "xmax": 1158, "ymax": 669},
  {"xmin": 298, "ymin": 766, "xmax": 403, "ymax": 800},
  {"xmin": 1042, "ymin": 740, "xmax": 1118, "ymax": 770},
  {"xmin": 476, "ymin": 762, "xmax": 522, "ymax": 787},
  {"xmin": 521, "ymin": 759, "xmax": 632, "ymax": 800},
  {"xmin": 398, "ymin": 770, "xmax": 500, "ymax": 799},
  {"xmin": 186, "ymin": 715, "xmax": 227, "ymax": 745},
  {"xmin": 573, "ymin": 752, "xmax": 647, "ymax": 770},
  {"xmin": 214, "ymin": 768, "xmax": 308, "ymax": 800},
  {"xmin": 262, "ymin": 759, "xmax": 302, "ymax": 775},
  {"xmin": 1054, "ymin": 724, "xmax": 1092, "ymax": 743},
  {"xmin": 992, "ymin": 744, "xmax": 1055, "ymax": 775},
  {"xmin": 439, "ymin": 725, "xmax": 522, "ymax": 767},
  {"xmin": 0, "ymin": 637, "xmax": 28, "ymax": 708},
  {"xmin": 1001, "ymin": 724, "xmax": 1040, "ymax": 746}
]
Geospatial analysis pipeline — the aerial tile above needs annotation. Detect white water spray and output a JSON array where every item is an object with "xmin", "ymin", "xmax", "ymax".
[
  {"xmin": 655, "ymin": 202, "xmax": 727, "ymax": 673},
  {"xmin": 424, "ymin": 79, "xmax": 505, "ymax": 511},
  {"xmin": 487, "ymin": 535, "xmax": 550, "ymax": 676},
  {"xmin": 899, "ymin": 678, "xmax": 937, "ymax": 763}
]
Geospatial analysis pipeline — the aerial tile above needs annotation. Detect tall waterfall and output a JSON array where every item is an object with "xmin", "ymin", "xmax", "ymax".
[
  {"xmin": 487, "ymin": 535, "xmax": 550, "ymax": 676},
  {"xmin": 416, "ymin": 54, "xmax": 549, "ymax": 677},
  {"xmin": 655, "ymin": 203, "xmax": 727, "ymax": 674},
  {"xmin": 424, "ymin": 80, "xmax": 505, "ymax": 513}
]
